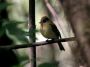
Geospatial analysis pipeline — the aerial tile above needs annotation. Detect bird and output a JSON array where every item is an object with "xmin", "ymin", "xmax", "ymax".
[{"xmin": 40, "ymin": 16, "xmax": 65, "ymax": 51}]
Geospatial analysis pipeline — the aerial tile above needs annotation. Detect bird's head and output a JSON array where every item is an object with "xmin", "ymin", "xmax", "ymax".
[{"xmin": 40, "ymin": 16, "xmax": 49, "ymax": 24}]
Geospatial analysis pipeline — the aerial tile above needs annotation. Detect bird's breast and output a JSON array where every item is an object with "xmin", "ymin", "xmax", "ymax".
[{"xmin": 40, "ymin": 23, "xmax": 57, "ymax": 39}]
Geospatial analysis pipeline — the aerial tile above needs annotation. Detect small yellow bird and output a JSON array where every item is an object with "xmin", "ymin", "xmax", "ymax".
[{"xmin": 40, "ymin": 16, "xmax": 65, "ymax": 51}]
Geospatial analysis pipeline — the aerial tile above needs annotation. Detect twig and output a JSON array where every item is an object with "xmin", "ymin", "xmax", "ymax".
[{"xmin": 0, "ymin": 37, "xmax": 76, "ymax": 49}]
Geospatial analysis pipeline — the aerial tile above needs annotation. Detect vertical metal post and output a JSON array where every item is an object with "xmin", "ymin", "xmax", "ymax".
[{"xmin": 29, "ymin": 0, "xmax": 36, "ymax": 67}]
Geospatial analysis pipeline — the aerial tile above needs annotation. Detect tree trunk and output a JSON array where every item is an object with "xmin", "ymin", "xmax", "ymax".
[{"xmin": 63, "ymin": 0, "xmax": 90, "ymax": 67}]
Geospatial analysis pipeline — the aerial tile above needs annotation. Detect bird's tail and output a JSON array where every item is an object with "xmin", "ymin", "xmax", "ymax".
[{"xmin": 57, "ymin": 42, "xmax": 65, "ymax": 51}]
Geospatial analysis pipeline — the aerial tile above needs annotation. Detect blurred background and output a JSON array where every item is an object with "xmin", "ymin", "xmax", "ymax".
[
  {"xmin": 1, "ymin": 0, "xmax": 90, "ymax": 67},
  {"xmin": 0, "ymin": 0, "xmax": 77, "ymax": 67},
  {"xmin": 0, "ymin": 0, "xmax": 30, "ymax": 67}
]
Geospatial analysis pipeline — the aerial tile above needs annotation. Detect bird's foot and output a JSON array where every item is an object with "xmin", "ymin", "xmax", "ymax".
[{"xmin": 46, "ymin": 39, "xmax": 53, "ymax": 43}]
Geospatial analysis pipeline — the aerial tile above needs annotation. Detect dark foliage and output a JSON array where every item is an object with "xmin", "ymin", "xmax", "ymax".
[{"xmin": 0, "ymin": 0, "xmax": 19, "ymax": 67}]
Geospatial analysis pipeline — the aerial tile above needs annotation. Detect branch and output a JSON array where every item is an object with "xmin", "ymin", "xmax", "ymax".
[
  {"xmin": 0, "ymin": 37, "xmax": 76, "ymax": 49},
  {"xmin": 44, "ymin": 0, "xmax": 66, "ymax": 37}
]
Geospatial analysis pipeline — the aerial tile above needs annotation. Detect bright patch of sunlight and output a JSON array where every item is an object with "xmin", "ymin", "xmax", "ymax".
[{"xmin": 36, "ymin": 32, "xmax": 46, "ymax": 42}]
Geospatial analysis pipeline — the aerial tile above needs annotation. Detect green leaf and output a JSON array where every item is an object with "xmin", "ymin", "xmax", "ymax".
[
  {"xmin": 0, "ymin": 26, "xmax": 5, "ymax": 37},
  {"xmin": 0, "ymin": 20, "xmax": 5, "ymax": 37},
  {"xmin": 0, "ymin": 3, "xmax": 12, "ymax": 10},
  {"xmin": 29, "ymin": 28, "xmax": 36, "ymax": 42},
  {"xmin": 38, "ymin": 62, "xmax": 58, "ymax": 67},
  {"xmin": 5, "ymin": 22, "xmax": 29, "ymax": 44}
]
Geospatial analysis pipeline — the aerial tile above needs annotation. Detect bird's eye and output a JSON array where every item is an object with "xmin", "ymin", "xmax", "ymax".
[
  {"xmin": 42, "ymin": 18, "xmax": 49, "ymax": 23},
  {"xmin": 43, "ymin": 19, "xmax": 47, "ymax": 22}
]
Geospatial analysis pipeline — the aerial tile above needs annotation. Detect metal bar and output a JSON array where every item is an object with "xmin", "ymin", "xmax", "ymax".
[{"xmin": 29, "ymin": 0, "xmax": 36, "ymax": 67}]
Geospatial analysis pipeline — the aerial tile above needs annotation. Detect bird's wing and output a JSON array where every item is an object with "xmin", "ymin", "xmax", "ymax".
[
  {"xmin": 49, "ymin": 21, "xmax": 61, "ymax": 38},
  {"xmin": 50, "ymin": 22, "xmax": 65, "ymax": 50}
]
